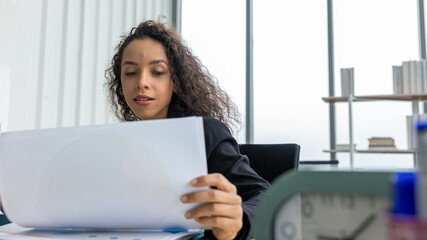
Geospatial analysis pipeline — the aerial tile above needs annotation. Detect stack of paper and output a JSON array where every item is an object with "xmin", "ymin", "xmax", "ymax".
[
  {"xmin": 0, "ymin": 223, "xmax": 201, "ymax": 240},
  {"xmin": 0, "ymin": 117, "xmax": 209, "ymax": 239}
]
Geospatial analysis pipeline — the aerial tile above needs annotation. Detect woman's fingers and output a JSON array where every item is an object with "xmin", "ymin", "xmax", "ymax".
[
  {"xmin": 181, "ymin": 188, "xmax": 242, "ymax": 205},
  {"xmin": 184, "ymin": 202, "xmax": 243, "ymax": 220},
  {"xmin": 182, "ymin": 173, "xmax": 244, "ymax": 240},
  {"xmin": 194, "ymin": 216, "xmax": 242, "ymax": 230},
  {"xmin": 190, "ymin": 173, "xmax": 237, "ymax": 193}
]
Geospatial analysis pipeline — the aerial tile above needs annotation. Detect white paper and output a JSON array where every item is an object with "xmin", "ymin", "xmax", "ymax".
[
  {"xmin": 0, "ymin": 66, "xmax": 10, "ymax": 131},
  {"xmin": 0, "ymin": 117, "xmax": 208, "ymax": 231},
  {"xmin": 0, "ymin": 223, "xmax": 201, "ymax": 240}
]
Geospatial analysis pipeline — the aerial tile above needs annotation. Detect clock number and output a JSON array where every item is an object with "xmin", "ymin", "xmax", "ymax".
[
  {"xmin": 280, "ymin": 221, "xmax": 297, "ymax": 240},
  {"xmin": 368, "ymin": 195, "xmax": 376, "ymax": 209},
  {"xmin": 302, "ymin": 199, "xmax": 314, "ymax": 219},
  {"xmin": 340, "ymin": 195, "xmax": 355, "ymax": 209},
  {"xmin": 321, "ymin": 194, "xmax": 334, "ymax": 207}
]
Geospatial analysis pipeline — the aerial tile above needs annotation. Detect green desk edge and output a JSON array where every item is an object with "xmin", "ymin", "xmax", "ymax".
[{"xmin": 253, "ymin": 170, "xmax": 394, "ymax": 240}]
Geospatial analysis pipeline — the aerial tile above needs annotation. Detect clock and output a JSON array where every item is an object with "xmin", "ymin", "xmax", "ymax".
[{"xmin": 254, "ymin": 171, "xmax": 394, "ymax": 240}]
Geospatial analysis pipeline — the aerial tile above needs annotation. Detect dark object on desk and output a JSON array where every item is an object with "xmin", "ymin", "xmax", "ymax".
[
  {"xmin": 0, "ymin": 215, "xmax": 10, "ymax": 226},
  {"xmin": 299, "ymin": 160, "xmax": 339, "ymax": 164},
  {"xmin": 239, "ymin": 144, "xmax": 300, "ymax": 183},
  {"xmin": 0, "ymin": 204, "xmax": 11, "ymax": 226}
]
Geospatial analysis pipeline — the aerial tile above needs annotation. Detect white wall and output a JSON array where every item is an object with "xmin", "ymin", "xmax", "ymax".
[{"xmin": 0, "ymin": 0, "xmax": 173, "ymax": 131}]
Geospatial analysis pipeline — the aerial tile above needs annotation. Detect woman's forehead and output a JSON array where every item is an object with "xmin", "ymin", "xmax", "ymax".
[{"xmin": 122, "ymin": 38, "xmax": 168, "ymax": 63}]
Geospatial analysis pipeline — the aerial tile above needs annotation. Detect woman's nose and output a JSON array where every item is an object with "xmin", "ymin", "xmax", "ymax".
[{"xmin": 136, "ymin": 72, "xmax": 150, "ymax": 89}]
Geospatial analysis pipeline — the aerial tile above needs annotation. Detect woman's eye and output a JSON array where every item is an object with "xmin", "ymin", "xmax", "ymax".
[
  {"xmin": 125, "ymin": 72, "xmax": 136, "ymax": 76},
  {"xmin": 153, "ymin": 71, "xmax": 164, "ymax": 76}
]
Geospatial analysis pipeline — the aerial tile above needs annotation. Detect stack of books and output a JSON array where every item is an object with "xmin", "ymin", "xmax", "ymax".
[
  {"xmin": 393, "ymin": 60, "xmax": 427, "ymax": 95},
  {"xmin": 368, "ymin": 137, "xmax": 396, "ymax": 150}
]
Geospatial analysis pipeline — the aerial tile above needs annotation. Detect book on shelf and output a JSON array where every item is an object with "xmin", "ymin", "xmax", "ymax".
[
  {"xmin": 368, "ymin": 144, "xmax": 397, "ymax": 148},
  {"xmin": 340, "ymin": 68, "xmax": 354, "ymax": 97},
  {"xmin": 368, "ymin": 137, "xmax": 396, "ymax": 150},
  {"xmin": 416, "ymin": 61, "xmax": 425, "ymax": 94},
  {"xmin": 410, "ymin": 61, "xmax": 418, "ymax": 94},
  {"xmin": 393, "ymin": 65, "xmax": 403, "ymax": 94},
  {"xmin": 368, "ymin": 137, "xmax": 395, "ymax": 145},
  {"xmin": 423, "ymin": 60, "xmax": 427, "ymax": 93},
  {"xmin": 367, "ymin": 147, "xmax": 398, "ymax": 151},
  {"xmin": 402, "ymin": 61, "xmax": 412, "ymax": 94},
  {"xmin": 395, "ymin": 60, "xmax": 427, "ymax": 95}
]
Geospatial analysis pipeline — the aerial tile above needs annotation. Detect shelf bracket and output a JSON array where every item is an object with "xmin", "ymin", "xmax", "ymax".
[{"xmin": 413, "ymin": 100, "xmax": 420, "ymax": 117}]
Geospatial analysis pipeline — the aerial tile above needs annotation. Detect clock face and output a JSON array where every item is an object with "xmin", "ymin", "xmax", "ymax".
[{"xmin": 274, "ymin": 193, "xmax": 391, "ymax": 240}]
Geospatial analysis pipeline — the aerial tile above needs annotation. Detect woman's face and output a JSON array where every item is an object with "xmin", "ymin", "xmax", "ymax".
[{"xmin": 120, "ymin": 38, "xmax": 174, "ymax": 120}]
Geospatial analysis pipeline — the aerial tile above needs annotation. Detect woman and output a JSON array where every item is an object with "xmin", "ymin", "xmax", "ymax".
[{"xmin": 106, "ymin": 20, "xmax": 270, "ymax": 240}]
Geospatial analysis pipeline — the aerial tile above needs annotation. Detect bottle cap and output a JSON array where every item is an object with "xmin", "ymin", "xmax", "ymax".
[
  {"xmin": 393, "ymin": 172, "xmax": 418, "ymax": 216},
  {"xmin": 417, "ymin": 121, "xmax": 427, "ymax": 131}
]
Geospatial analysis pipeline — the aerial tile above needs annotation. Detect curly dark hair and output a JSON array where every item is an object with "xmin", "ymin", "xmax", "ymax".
[{"xmin": 105, "ymin": 20, "xmax": 241, "ymax": 130}]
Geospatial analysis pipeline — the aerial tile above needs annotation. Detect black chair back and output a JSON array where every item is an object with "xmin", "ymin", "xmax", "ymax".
[{"xmin": 239, "ymin": 143, "xmax": 300, "ymax": 183}]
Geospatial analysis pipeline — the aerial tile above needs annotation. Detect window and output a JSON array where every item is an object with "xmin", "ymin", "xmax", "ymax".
[
  {"xmin": 182, "ymin": 0, "xmax": 246, "ymax": 142},
  {"xmin": 183, "ymin": 0, "xmax": 419, "ymax": 169},
  {"xmin": 253, "ymin": 0, "xmax": 329, "ymax": 161},
  {"xmin": 333, "ymin": 0, "xmax": 418, "ymax": 168}
]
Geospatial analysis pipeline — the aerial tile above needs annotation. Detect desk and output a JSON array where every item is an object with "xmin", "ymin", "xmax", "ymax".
[
  {"xmin": 0, "ymin": 223, "xmax": 202, "ymax": 240},
  {"xmin": 298, "ymin": 162, "xmax": 339, "ymax": 171}
]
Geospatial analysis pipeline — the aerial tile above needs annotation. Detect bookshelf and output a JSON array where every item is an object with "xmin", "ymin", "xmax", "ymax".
[
  {"xmin": 323, "ymin": 149, "xmax": 415, "ymax": 154},
  {"xmin": 323, "ymin": 94, "xmax": 427, "ymax": 103},
  {"xmin": 323, "ymin": 93, "xmax": 427, "ymax": 167}
]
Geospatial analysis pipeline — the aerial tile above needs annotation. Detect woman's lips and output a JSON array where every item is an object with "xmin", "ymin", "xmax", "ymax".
[{"xmin": 134, "ymin": 95, "xmax": 154, "ymax": 106}]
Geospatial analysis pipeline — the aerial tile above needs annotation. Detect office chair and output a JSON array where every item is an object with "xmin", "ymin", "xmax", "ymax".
[{"xmin": 239, "ymin": 143, "xmax": 300, "ymax": 183}]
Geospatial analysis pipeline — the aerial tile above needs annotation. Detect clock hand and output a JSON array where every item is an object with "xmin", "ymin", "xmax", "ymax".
[
  {"xmin": 317, "ymin": 214, "xmax": 376, "ymax": 240},
  {"xmin": 346, "ymin": 213, "xmax": 376, "ymax": 240}
]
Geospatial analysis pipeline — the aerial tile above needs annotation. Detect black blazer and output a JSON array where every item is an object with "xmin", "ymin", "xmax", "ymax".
[{"xmin": 167, "ymin": 103, "xmax": 270, "ymax": 240}]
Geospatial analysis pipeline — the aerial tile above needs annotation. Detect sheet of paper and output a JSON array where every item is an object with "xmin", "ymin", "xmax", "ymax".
[
  {"xmin": 0, "ymin": 117, "xmax": 208, "ymax": 231},
  {"xmin": 0, "ymin": 66, "xmax": 10, "ymax": 131},
  {"xmin": 0, "ymin": 223, "xmax": 202, "ymax": 240}
]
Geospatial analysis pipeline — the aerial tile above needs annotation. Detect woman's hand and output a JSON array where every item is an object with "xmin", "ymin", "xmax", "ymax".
[{"xmin": 180, "ymin": 173, "xmax": 243, "ymax": 240}]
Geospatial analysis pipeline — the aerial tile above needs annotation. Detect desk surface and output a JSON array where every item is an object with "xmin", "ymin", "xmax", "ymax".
[{"xmin": 0, "ymin": 223, "xmax": 202, "ymax": 240}]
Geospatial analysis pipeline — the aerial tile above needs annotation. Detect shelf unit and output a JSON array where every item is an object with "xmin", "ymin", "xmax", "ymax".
[
  {"xmin": 323, "ymin": 93, "xmax": 427, "ymax": 168},
  {"xmin": 323, "ymin": 149, "xmax": 415, "ymax": 154},
  {"xmin": 323, "ymin": 93, "xmax": 427, "ymax": 103}
]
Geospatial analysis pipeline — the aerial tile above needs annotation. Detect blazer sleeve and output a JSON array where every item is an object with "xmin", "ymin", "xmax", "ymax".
[{"xmin": 202, "ymin": 118, "xmax": 270, "ymax": 240}]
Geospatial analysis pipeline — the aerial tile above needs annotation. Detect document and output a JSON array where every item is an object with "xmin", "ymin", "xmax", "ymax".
[
  {"xmin": 0, "ymin": 223, "xmax": 202, "ymax": 240},
  {"xmin": 0, "ymin": 117, "xmax": 208, "ymax": 232},
  {"xmin": 0, "ymin": 66, "xmax": 10, "ymax": 131}
]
